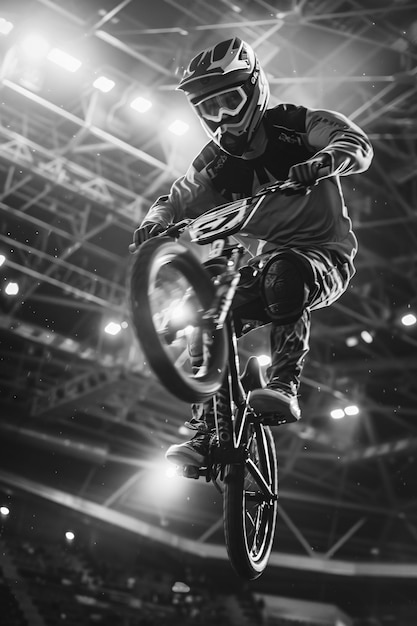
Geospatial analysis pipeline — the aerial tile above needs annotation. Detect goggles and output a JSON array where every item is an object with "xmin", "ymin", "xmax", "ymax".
[{"xmin": 195, "ymin": 86, "xmax": 248, "ymax": 123}]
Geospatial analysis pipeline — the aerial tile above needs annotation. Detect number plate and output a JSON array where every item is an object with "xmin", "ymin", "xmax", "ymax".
[{"xmin": 189, "ymin": 196, "xmax": 264, "ymax": 244}]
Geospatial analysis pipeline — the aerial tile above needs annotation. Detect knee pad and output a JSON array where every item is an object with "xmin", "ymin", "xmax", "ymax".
[{"xmin": 261, "ymin": 253, "xmax": 309, "ymax": 324}]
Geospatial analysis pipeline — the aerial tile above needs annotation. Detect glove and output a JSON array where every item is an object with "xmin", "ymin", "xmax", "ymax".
[
  {"xmin": 132, "ymin": 222, "xmax": 165, "ymax": 247},
  {"xmin": 288, "ymin": 154, "xmax": 331, "ymax": 186}
]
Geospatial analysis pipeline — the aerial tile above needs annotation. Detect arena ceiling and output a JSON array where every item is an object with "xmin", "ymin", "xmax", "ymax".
[{"xmin": 0, "ymin": 0, "xmax": 417, "ymax": 616}]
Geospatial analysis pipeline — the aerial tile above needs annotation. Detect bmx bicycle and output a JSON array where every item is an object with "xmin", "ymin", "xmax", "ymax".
[{"xmin": 129, "ymin": 179, "xmax": 309, "ymax": 579}]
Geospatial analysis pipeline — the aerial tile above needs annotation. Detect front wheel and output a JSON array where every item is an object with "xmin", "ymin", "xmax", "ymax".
[
  {"xmin": 130, "ymin": 237, "xmax": 228, "ymax": 403},
  {"xmin": 223, "ymin": 422, "xmax": 278, "ymax": 580}
]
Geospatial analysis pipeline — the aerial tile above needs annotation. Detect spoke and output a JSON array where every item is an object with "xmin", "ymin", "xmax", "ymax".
[
  {"xmin": 174, "ymin": 346, "xmax": 191, "ymax": 368},
  {"xmin": 246, "ymin": 458, "xmax": 275, "ymax": 501}
]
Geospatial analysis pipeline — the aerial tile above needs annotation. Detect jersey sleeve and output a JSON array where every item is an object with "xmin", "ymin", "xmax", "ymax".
[
  {"xmin": 305, "ymin": 108, "xmax": 373, "ymax": 177},
  {"xmin": 141, "ymin": 157, "xmax": 227, "ymax": 228}
]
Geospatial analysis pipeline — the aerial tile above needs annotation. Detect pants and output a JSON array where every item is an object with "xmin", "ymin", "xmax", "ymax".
[{"xmin": 187, "ymin": 246, "xmax": 352, "ymax": 430}]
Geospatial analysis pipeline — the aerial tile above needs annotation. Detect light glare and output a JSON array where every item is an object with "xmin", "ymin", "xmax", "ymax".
[
  {"xmin": 257, "ymin": 354, "xmax": 271, "ymax": 366},
  {"xmin": 345, "ymin": 405, "xmax": 359, "ymax": 416},
  {"xmin": 21, "ymin": 34, "xmax": 50, "ymax": 60},
  {"xmin": 93, "ymin": 75, "xmax": 115, "ymax": 93},
  {"xmin": 0, "ymin": 18, "xmax": 13, "ymax": 35},
  {"xmin": 401, "ymin": 313, "xmax": 417, "ymax": 327},
  {"xmin": 169, "ymin": 119, "xmax": 189, "ymax": 136},
  {"xmin": 330, "ymin": 408, "xmax": 345, "ymax": 420},
  {"xmin": 0, "ymin": 254, "xmax": 5, "ymax": 266},
  {"xmin": 0, "ymin": 505, "xmax": 10, "ymax": 516},
  {"xmin": 346, "ymin": 336, "xmax": 359, "ymax": 347},
  {"xmin": 104, "ymin": 321, "xmax": 122, "ymax": 336},
  {"xmin": 130, "ymin": 96, "xmax": 152, "ymax": 113},
  {"xmin": 360, "ymin": 330, "xmax": 373, "ymax": 344},
  {"xmin": 142, "ymin": 462, "xmax": 185, "ymax": 503},
  {"xmin": 47, "ymin": 48, "xmax": 82, "ymax": 72},
  {"xmin": 5, "ymin": 281, "xmax": 19, "ymax": 296}
]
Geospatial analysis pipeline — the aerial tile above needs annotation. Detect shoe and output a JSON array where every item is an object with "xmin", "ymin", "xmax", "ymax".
[
  {"xmin": 165, "ymin": 431, "xmax": 211, "ymax": 467},
  {"xmin": 249, "ymin": 383, "xmax": 301, "ymax": 423}
]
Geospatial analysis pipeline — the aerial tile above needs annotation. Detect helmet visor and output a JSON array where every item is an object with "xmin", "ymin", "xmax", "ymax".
[{"xmin": 195, "ymin": 86, "xmax": 247, "ymax": 123}]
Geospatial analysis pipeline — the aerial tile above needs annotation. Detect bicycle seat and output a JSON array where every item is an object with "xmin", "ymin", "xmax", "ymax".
[{"xmin": 240, "ymin": 355, "xmax": 266, "ymax": 392}]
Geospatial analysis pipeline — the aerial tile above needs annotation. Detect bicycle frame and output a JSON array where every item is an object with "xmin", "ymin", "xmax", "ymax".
[
  {"xmin": 129, "ymin": 183, "xmax": 298, "ymax": 578},
  {"xmin": 180, "ymin": 240, "xmax": 276, "ymax": 509}
]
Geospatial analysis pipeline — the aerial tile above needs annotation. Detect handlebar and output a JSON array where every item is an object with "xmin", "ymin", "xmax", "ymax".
[{"xmin": 129, "ymin": 177, "xmax": 318, "ymax": 254}]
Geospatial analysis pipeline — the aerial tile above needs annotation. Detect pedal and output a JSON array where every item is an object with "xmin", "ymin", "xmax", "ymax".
[{"xmin": 259, "ymin": 413, "xmax": 288, "ymax": 426}]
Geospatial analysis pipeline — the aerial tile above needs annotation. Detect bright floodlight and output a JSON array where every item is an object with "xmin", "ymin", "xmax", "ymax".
[
  {"xmin": 47, "ymin": 48, "xmax": 82, "ymax": 72},
  {"xmin": 168, "ymin": 119, "xmax": 189, "ymax": 136},
  {"xmin": 104, "ymin": 321, "xmax": 122, "ymax": 336},
  {"xmin": 93, "ymin": 75, "xmax": 115, "ymax": 93},
  {"xmin": 257, "ymin": 354, "xmax": 271, "ymax": 366},
  {"xmin": 344, "ymin": 404, "xmax": 359, "ymax": 416},
  {"xmin": 21, "ymin": 34, "xmax": 50, "ymax": 60},
  {"xmin": 360, "ymin": 330, "xmax": 373, "ymax": 344},
  {"xmin": 330, "ymin": 408, "xmax": 345, "ymax": 420},
  {"xmin": 65, "ymin": 531, "xmax": 75, "ymax": 542},
  {"xmin": 0, "ymin": 18, "xmax": 13, "ymax": 35},
  {"xmin": 170, "ymin": 300, "xmax": 189, "ymax": 323},
  {"xmin": 5, "ymin": 281, "xmax": 19, "ymax": 296},
  {"xmin": 130, "ymin": 96, "xmax": 152, "ymax": 113},
  {"xmin": 172, "ymin": 581, "xmax": 191, "ymax": 593},
  {"xmin": 142, "ymin": 462, "xmax": 185, "ymax": 504},
  {"xmin": 0, "ymin": 254, "xmax": 5, "ymax": 266},
  {"xmin": 346, "ymin": 335, "xmax": 359, "ymax": 347},
  {"xmin": 0, "ymin": 505, "xmax": 10, "ymax": 516},
  {"xmin": 401, "ymin": 312, "xmax": 417, "ymax": 327}
]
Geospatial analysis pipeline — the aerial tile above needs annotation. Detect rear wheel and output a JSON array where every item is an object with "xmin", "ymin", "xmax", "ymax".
[
  {"xmin": 224, "ymin": 423, "xmax": 278, "ymax": 580},
  {"xmin": 130, "ymin": 237, "xmax": 228, "ymax": 403}
]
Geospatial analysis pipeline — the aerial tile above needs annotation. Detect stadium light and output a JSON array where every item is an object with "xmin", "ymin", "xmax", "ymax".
[
  {"xmin": 168, "ymin": 119, "xmax": 189, "ymax": 136},
  {"xmin": 93, "ymin": 75, "xmax": 115, "ymax": 93},
  {"xmin": 130, "ymin": 96, "xmax": 152, "ymax": 113},
  {"xmin": 5, "ymin": 281, "xmax": 19, "ymax": 296},
  {"xmin": 401, "ymin": 312, "xmax": 417, "ymax": 327},
  {"xmin": 47, "ymin": 47, "xmax": 82, "ymax": 72},
  {"xmin": 331, "ymin": 404, "xmax": 360, "ymax": 419},
  {"xmin": 104, "ymin": 321, "xmax": 122, "ymax": 336},
  {"xmin": 344, "ymin": 404, "xmax": 359, "ymax": 416},
  {"xmin": 257, "ymin": 354, "xmax": 271, "ymax": 366},
  {"xmin": 360, "ymin": 330, "xmax": 373, "ymax": 344},
  {"xmin": 0, "ymin": 17, "xmax": 14, "ymax": 35},
  {"xmin": 346, "ymin": 336, "xmax": 359, "ymax": 347}
]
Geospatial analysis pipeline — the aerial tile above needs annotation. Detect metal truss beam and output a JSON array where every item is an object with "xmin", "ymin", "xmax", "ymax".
[
  {"xmin": 2, "ymin": 79, "xmax": 177, "ymax": 176},
  {"xmin": 0, "ymin": 123, "xmax": 146, "ymax": 222},
  {"xmin": 2, "ymin": 468, "xmax": 417, "ymax": 578},
  {"xmin": 30, "ymin": 365, "xmax": 146, "ymax": 417},
  {"xmin": 343, "ymin": 437, "xmax": 417, "ymax": 464}
]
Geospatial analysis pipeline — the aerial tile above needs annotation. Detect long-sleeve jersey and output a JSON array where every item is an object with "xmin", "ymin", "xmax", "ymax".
[{"xmin": 141, "ymin": 103, "xmax": 373, "ymax": 271}]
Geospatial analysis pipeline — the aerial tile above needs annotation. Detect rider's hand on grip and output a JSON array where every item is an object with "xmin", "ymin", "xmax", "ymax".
[
  {"xmin": 288, "ymin": 155, "xmax": 331, "ymax": 187},
  {"xmin": 130, "ymin": 223, "xmax": 165, "ymax": 252}
]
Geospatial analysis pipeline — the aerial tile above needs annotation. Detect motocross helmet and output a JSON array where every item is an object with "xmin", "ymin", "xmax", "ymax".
[{"xmin": 177, "ymin": 37, "xmax": 270, "ymax": 156}]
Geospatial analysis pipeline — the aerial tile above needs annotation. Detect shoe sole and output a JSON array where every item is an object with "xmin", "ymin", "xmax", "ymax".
[
  {"xmin": 165, "ymin": 450, "xmax": 207, "ymax": 467},
  {"xmin": 249, "ymin": 391, "xmax": 300, "ymax": 423}
]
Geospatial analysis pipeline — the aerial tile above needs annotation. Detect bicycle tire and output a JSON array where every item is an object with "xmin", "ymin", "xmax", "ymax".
[
  {"xmin": 223, "ymin": 423, "xmax": 278, "ymax": 580},
  {"xmin": 130, "ymin": 237, "xmax": 228, "ymax": 403}
]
